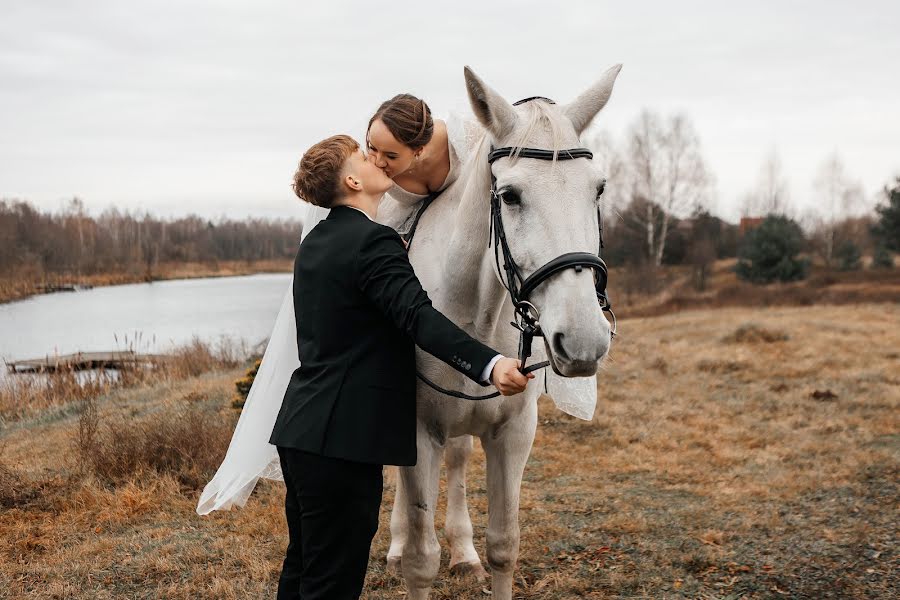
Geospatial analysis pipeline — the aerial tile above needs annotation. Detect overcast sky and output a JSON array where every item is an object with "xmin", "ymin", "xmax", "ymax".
[{"xmin": 2, "ymin": 1, "xmax": 898, "ymax": 222}]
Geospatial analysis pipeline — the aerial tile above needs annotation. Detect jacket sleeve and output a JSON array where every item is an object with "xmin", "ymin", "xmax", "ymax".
[{"xmin": 356, "ymin": 225, "xmax": 499, "ymax": 386}]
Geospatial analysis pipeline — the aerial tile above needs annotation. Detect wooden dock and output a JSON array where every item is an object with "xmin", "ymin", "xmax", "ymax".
[
  {"xmin": 6, "ymin": 351, "xmax": 163, "ymax": 374},
  {"xmin": 35, "ymin": 283, "xmax": 94, "ymax": 294}
]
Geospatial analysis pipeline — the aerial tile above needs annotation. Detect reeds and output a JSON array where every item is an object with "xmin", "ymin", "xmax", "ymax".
[{"xmin": 0, "ymin": 336, "xmax": 245, "ymax": 424}]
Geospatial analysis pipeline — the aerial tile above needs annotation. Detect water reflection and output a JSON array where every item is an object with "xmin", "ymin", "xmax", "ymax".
[{"xmin": 0, "ymin": 273, "xmax": 291, "ymax": 368}]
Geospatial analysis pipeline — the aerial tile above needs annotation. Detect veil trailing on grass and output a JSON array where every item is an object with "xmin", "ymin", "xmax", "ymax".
[{"xmin": 196, "ymin": 202, "xmax": 330, "ymax": 515}]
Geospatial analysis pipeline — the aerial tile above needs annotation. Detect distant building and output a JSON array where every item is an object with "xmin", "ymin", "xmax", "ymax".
[
  {"xmin": 739, "ymin": 216, "xmax": 765, "ymax": 234},
  {"xmin": 675, "ymin": 218, "xmax": 695, "ymax": 233}
]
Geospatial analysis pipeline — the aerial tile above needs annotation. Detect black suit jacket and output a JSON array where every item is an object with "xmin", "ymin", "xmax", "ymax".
[{"xmin": 269, "ymin": 204, "xmax": 499, "ymax": 466}]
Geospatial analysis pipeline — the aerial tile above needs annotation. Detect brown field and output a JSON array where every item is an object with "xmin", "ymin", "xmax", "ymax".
[
  {"xmin": 1, "ymin": 303, "xmax": 898, "ymax": 599},
  {"xmin": 0, "ymin": 259, "xmax": 293, "ymax": 304}
]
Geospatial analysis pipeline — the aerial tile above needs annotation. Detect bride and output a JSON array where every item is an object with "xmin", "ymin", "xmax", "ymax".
[{"xmin": 197, "ymin": 93, "xmax": 596, "ymax": 515}]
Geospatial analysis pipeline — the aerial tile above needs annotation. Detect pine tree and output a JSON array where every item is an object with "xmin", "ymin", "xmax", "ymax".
[
  {"xmin": 835, "ymin": 240, "xmax": 861, "ymax": 271},
  {"xmin": 872, "ymin": 243, "xmax": 894, "ymax": 269},
  {"xmin": 872, "ymin": 178, "xmax": 900, "ymax": 252},
  {"xmin": 735, "ymin": 215, "xmax": 809, "ymax": 283}
]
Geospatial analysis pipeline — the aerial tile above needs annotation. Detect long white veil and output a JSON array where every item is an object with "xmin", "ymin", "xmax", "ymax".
[{"xmin": 196, "ymin": 202, "xmax": 330, "ymax": 515}]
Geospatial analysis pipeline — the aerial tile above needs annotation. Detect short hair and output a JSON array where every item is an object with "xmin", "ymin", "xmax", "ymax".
[
  {"xmin": 367, "ymin": 93, "xmax": 433, "ymax": 149},
  {"xmin": 292, "ymin": 135, "xmax": 359, "ymax": 208}
]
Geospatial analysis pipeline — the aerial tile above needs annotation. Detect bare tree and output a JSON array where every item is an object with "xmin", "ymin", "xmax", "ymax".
[
  {"xmin": 0, "ymin": 199, "xmax": 301, "ymax": 281},
  {"xmin": 584, "ymin": 129, "xmax": 628, "ymax": 238},
  {"xmin": 742, "ymin": 149, "xmax": 791, "ymax": 217},
  {"xmin": 812, "ymin": 154, "xmax": 865, "ymax": 266},
  {"xmin": 626, "ymin": 111, "xmax": 663, "ymax": 264},
  {"xmin": 625, "ymin": 110, "xmax": 711, "ymax": 265}
]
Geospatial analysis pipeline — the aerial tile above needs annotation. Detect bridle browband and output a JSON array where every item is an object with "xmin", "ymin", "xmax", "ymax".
[
  {"xmin": 487, "ymin": 147, "xmax": 594, "ymax": 164},
  {"xmin": 404, "ymin": 96, "xmax": 616, "ymax": 401}
]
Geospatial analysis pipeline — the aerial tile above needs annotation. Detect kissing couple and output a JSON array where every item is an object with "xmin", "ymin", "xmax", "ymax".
[{"xmin": 202, "ymin": 93, "xmax": 535, "ymax": 599}]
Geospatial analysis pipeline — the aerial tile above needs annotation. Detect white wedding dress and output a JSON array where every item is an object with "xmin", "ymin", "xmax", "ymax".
[{"xmin": 196, "ymin": 113, "xmax": 597, "ymax": 516}]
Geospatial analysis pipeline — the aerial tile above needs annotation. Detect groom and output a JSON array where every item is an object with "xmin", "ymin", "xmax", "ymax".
[{"xmin": 269, "ymin": 134, "xmax": 533, "ymax": 599}]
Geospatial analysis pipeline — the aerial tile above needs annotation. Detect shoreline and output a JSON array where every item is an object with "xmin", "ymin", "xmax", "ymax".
[{"xmin": 0, "ymin": 259, "xmax": 294, "ymax": 305}]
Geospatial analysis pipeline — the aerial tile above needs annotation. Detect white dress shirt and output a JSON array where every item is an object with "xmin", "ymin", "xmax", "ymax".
[{"xmin": 344, "ymin": 204, "xmax": 504, "ymax": 385}]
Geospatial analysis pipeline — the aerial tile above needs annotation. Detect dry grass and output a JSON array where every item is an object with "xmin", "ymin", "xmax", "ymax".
[
  {"xmin": 0, "ymin": 338, "xmax": 243, "ymax": 424},
  {"xmin": 73, "ymin": 394, "xmax": 235, "ymax": 489},
  {"xmin": 1, "ymin": 304, "xmax": 898, "ymax": 599},
  {"xmin": 613, "ymin": 259, "xmax": 900, "ymax": 319},
  {"xmin": 0, "ymin": 369, "xmax": 118, "ymax": 424}
]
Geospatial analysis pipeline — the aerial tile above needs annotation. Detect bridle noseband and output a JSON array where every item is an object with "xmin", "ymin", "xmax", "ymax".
[{"xmin": 406, "ymin": 96, "xmax": 616, "ymax": 401}]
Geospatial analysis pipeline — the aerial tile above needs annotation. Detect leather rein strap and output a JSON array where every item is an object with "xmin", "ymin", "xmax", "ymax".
[{"xmin": 400, "ymin": 190, "xmax": 441, "ymax": 250}]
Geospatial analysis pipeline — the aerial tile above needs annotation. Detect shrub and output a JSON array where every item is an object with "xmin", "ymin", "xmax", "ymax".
[
  {"xmin": 722, "ymin": 323, "xmax": 789, "ymax": 344},
  {"xmin": 161, "ymin": 336, "xmax": 243, "ymax": 379},
  {"xmin": 872, "ymin": 243, "xmax": 894, "ymax": 269},
  {"xmin": 835, "ymin": 240, "xmax": 862, "ymax": 271},
  {"xmin": 0, "ymin": 458, "xmax": 31, "ymax": 509},
  {"xmin": 75, "ymin": 396, "xmax": 235, "ymax": 489},
  {"xmin": 871, "ymin": 178, "xmax": 900, "ymax": 252},
  {"xmin": 232, "ymin": 358, "xmax": 262, "ymax": 409},
  {"xmin": 735, "ymin": 215, "xmax": 809, "ymax": 283},
  {"xmin": 0, "ymin": 452, "xmax": 66, "ymax": 510}
]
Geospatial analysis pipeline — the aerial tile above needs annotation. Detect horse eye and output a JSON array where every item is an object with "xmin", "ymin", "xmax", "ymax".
[
  {"xmin": 596, "ymin": 179, "xmax": 607, "ymax": 198},
  {"xmin": 499, "ymin": 189, "xmax": 521, "ymax": 206}
]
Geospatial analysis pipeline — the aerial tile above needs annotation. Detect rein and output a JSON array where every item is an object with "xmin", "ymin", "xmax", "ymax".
[{"xmin": 403, "ymin": 99, "xmax": 615, "ymax": 401}]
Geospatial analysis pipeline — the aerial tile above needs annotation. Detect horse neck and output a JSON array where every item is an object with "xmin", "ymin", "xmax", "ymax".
[{"xmin": 442, "ymin": 136, "xmax": 510, "ymax": 336}]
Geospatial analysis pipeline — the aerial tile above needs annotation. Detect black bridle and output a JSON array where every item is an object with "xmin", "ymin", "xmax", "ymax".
[{"xmin": 404, "ymin": 97, "xmax": 616, "ymax": 401}]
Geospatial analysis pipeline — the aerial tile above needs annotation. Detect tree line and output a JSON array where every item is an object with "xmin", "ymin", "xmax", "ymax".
[
  {"xmin": 3, "ymin": 119, "xmax": 897, "ymax": 289},
  {"xmin": 0, "ymin": 198, "xmax": 302, "ymax": 281},
  {"xmin": 588, "ymin": 110, "xmax": 898, "ymax": 288}
]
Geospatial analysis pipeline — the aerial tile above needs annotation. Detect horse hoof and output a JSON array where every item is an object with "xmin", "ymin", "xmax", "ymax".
[
  {"xmin": 386, "ymin": 556, "xmax": 402, "ymax": 574},
  {"xmin": 449, "ymin": 560, "xmax": 488, "ymax": 582}
]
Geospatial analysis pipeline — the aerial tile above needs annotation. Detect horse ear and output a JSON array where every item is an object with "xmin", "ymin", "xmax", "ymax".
[
  {"xmin": 562, "ymin": 64, "xmax": 623, "ymax": 135},
  {"xmin": 464, "ymin": 66, "xmax": 518, "ymax": 141}
]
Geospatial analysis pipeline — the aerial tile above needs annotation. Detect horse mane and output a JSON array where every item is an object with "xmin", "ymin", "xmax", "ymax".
[
  {"xmin": 457, "ymin": 99, "xmax": 568, "ymax": 206},
  {"xmin": 509, "ymin": 100, "xmax": 566, "ymax": 163}
]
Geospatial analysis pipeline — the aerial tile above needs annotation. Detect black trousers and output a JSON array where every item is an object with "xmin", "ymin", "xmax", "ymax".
[{"xmin": 276, "ymin": 446, "xmax": 383, "ymax": 600}]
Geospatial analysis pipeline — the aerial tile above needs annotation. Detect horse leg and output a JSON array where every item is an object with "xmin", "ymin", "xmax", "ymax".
[
  {"xmin": 386, "ymin": 466, "xmax": 407, "ymax": 573},
  {"xmin": 400, "ymin": 430, "xmax": 443, "ymax": 600},
  {"xmin": 444, "ymin": 434, "xmax": 488, "ymax": 581},
  {"xmin": 481, "ymin": 406, "xmax": 538, "ymax": 600}
]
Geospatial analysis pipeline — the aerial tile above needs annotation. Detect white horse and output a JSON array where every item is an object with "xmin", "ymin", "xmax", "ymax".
[{"xmin": 375, "ymin": 64, "xmax": 622, "ymax": 600}]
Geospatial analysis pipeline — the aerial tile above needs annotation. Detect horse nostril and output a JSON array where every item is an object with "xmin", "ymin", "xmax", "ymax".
[{"xmin": 552, "ymin": 332, "xmax": 570, "ymax": 361}]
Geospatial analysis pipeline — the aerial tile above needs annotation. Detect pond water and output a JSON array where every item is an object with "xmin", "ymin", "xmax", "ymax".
[{"xmin": 0, "ymin": 273, "xmax": 292, "ymax": 367}]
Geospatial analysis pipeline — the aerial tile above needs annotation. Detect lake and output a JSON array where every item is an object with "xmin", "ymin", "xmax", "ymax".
[{"xmin": 0, "ymin": 273, "xmax": 292, "ymax": 367}]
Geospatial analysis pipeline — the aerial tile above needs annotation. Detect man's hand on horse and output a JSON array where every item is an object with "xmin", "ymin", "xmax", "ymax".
[{"xmin": 491, "ymin": 357, "xmax": 535, "ymax": 395}]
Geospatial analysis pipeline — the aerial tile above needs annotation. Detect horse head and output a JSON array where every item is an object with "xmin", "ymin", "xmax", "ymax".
[{"xmin": 464, "ymin": 64, "xmax": 622, "ymax": 377}]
